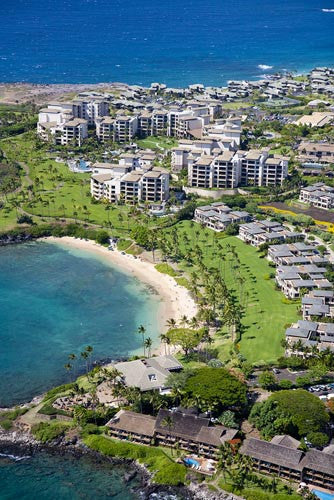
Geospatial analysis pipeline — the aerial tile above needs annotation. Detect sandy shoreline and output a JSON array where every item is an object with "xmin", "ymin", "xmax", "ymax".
[{"xmin": 41, "ymin": 236, "xmax": 197, "ymax": 355}]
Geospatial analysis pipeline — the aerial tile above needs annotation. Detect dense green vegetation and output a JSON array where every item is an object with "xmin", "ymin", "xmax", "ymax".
[
  {"xmin": 31, "ymin": 421, "xmax": 73, "ymax": 443},
  {"xmin": 249, "ymin": 390, "xmax": 329, "ymax": 445},
  {"xmin": 84, "ymin": 434, "xmax": 187, "ymax": 485},
  {"xmin": 184, "ymin": 367, "xmax": 247, "ymax": 410}
]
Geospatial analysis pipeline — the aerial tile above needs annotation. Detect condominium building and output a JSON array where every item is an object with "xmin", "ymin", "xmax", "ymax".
[
  {"xmin": 267, "ymin": 242, "xmax": 329, "ymax": 267},
  {"xmin": 37, "ymin": 104, "xmax": 88, "ymax": 146},
  {"xmin": 297, "ymin": 142, "xmax": 334, "ymax": 164},
  {"xmin": 187, "ymin": 149, "xmax": 288, "ymax": 189},
  {"xmin": 72, "ymin": 97, "xmax": 109, "ymax": 125},
  {"xmin": 299, "ymin": 183, "xmax": 334, "ymax": 210},
  {"xmin": 90, "ymin": 162, "xmax": 169, "ymax": 204},
  {"xmin": 113, "ymin": 115, "xmax": 138, "ymax": 143}
]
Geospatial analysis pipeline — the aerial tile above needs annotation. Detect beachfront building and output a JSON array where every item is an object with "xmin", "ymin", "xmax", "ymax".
[
  {"xmin": 90, "ymin": 164, "xmax": 169, "ymax": 204},
  {"xmin": 107, "ymin": 408, "xmax": 238, "ymax": 459},
  {"xmin": 240, "ymin": 436, "xmax": 334, "ymax": 490},
  {"xmin": 299, "ymin": 183, "xmax": 334, "ymax": 210},
  {"xmin": 194, "ymin": 203, "xmax": 251, "ymax": 232},
  {"xmin": 238, "ymin": 220, "xmax": 304, "ymax": 247},
  {"xmin": 285, "ymin": 320, "xmax": 334, "ymax": 352},
  {"xmin": 267, "ymin": 242, "xmax": 329, "ymax": 267},
  {"xmin": 275, "ymin": 264, "xmax": 332, "ymax": 299},
  {"xmin": 72, "ymin": 97, "xmax": 109, "ymax": 125}
]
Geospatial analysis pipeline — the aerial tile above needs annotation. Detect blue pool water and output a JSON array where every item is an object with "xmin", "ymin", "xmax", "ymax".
[
  {"xmin": 184, "ymin": 457, "xmax": 200, "ymax": 467},
  {"xmin": 312, "ymin": 490, "xmax": 334, "ymax": 500},
  {"xmin": 0, "ymin": 0, "xmax": 333, "ymax": 86},
  {"xmin": 0, "ymin": 241, "xmax": 160, "ymax": 407}
]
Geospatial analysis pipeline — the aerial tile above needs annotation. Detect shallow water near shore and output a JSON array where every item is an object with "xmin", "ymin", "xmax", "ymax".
[
  {"xmin": 0, "ymin": 241, "xmax": 160, "ymax": 407},
  {"xmin": 0, "ymin": 451, "xmax": 139, "ymax": 499}
]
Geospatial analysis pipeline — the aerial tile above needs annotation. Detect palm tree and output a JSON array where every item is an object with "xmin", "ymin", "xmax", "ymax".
[
  {"xmin": 180, "ymin": 315, "xmax": 188, "ymax": 327},
  {"xmin": 64, "ymin": 362, "xmax": 72, "ymax": 381},
  {"xmin": 137, "ymin": 324, "xmax": 146, "ymax": 356},
  {"xmin": 68, "ymin": 353, "xmax": 76, "ymax": 376},
  {"xmin": 144, "ymin": 337, "xmax": 153, "ymax": 358},
  {"xmin": 166, "ymin": 318, "xmax": 177, "ymax": 329}
]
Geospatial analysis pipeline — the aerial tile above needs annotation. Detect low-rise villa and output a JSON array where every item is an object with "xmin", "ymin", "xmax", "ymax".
[
  {"xmin": 275, "ymin": 264, "xmax": 332, "ymax": 299},
  {"xmin": 268, "ymin": 242, "xmax": 329, "ymax": 267},
  {"xmin": 107, "ymin": 408, "xmax": 238, "ymax": 459},
  {"xmin": 285, "ymin": 320, "xmax": 334, "ymax": 351},
  {"xmin": 299, "ymin": 183, "xmax": 334, "ymax": 210},
  {"xmin": 194, "ymin": 203, "xmax": 251, "ymax": 232},
  {"xmin": 302, "ymin": 290, "xmax": 334, "ymax": 320},
  {"xmin": 238, "ymin": 220, "xmax": 304, "ymax": 247},
  {"xmin": 240, "ymin": 436, "xmax": 334, "ymax": 490}
]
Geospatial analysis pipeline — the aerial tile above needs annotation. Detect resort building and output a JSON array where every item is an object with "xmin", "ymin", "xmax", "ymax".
[
  {"xmin": 37, "ymin": 104, "xmax": 88, "ymax": 146},
  {"xmin": 275, "ymin": 264, "xmax": 332, "ymax": 299},
  {"xmin": 285, "ymin": 320, "xmax": 334, "ymax": 351},
  {"xmin": 194, "ymin": 203, "xmax": 251, "ymax": 232},
  {"xmin": 107, "ymin": 408, "xmax": 238, "ymax": 459},
  {"xmin": 240, "ymin": 436, "xmax": 334, "ymax": 490},
  {"xmin": 302, "ymin": 290, "xmax": 334, "ymax": 321},
  {"xmin": 238, "ymin": 220, "xmax": 304, "ymax": 247},
  {"xmin": 90, "ymin": 164, "xmax": 169, "ymax": 204},
  {"xmin": 297, "ymin": 142, "xmax": 334, "ymax": 165},
  {"xmin": 187, "ymin": 149, "xmax": 288, "ymax": 189},
  {"xmin": 112, "ymin": 355, "xmax": 182, "ymax": 393},
  {"xmin": 37, "ymin": 97, "xmax": 110, "ymax": 145},
  {"xmin": 299, "ymin": 183, "xmax": 334, "ymax": 210},
  {"xmin": 294, "ymin": 111, "xmax": 334, "ymax": 128},
  {"xmin": 267, "ymin": 242, "xmax": 329, "ymax": 267}
]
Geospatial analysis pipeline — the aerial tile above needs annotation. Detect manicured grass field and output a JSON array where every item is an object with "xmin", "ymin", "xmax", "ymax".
[
  {"xmin": 163, "ymin": 221, "xmax": 299, "ymax": 364},
  {"xmin": 136, "ymin": 135, "xmax": 177, "ymax": 150},
  {"xmin": 0, "ymin": 134, "xmax": 145, "ymax": 234}
]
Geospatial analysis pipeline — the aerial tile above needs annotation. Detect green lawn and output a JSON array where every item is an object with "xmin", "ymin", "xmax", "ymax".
[
  {"xmin": 136, "ymin": 135, "xmax": 177, "ymax": 150},
  {"xmin": 163, "ymin": 221, "xmax": 299, "ymax": 364},
  {"xmin": 0, "ymin": 134, "xmax": 151, "ymax": 234}
]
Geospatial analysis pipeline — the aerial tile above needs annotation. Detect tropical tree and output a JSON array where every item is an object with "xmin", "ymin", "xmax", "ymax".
[
  {"xmin": 161, "ymin": 415, "xmax": 175, "ymax": 455},
  {"xmin": 137, "ymin": 324, "xmax": 146, "ymax": 356},
  {"xmin": 144, "ymin": 337, "xmax": 153, "ymax": 358}
]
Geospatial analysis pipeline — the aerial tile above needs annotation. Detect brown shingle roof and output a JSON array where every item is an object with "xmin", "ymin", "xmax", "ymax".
[
  {"xmin": 107, "ymin": 410, "xmax": 156, "ymax": 437},
  {"xmin": 301, "ymin": 449, "xmax": 334, "ymax": 475},
  {"xmin": 240, "ymin": 438, "xmax": 304, "ymax": 470}
]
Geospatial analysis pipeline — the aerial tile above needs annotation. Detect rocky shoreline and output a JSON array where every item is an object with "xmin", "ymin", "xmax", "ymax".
[{"xmin": 0, "ymin": 428, "xmax": 243, "ymax": 500}]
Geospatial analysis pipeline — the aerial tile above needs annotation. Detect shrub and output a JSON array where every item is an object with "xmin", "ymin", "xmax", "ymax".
[
  {"xmin": 95, "ymin": 230, "xmax": 110, "ymax": 245},
  {"xmin": 17, "ymin": 214, "xmax": 33, "ymax": 224},
  {"xmin": 307, "ymin": 431, "xmax": 329, "ymax": 448},
  {"xmin": 0, "ymin": 419, "xmax": 13, "ymax": 430},
  {"xmin": 278, "ymin": 379, "xmax": 293, "ymax": 390},
  {"xmin": 43, "ymin": 383, "xmax": 75, "ymax": 402},
  {"xmin": 155, "ymin": 263, "xmax": 179, "ymax": 277},
  {"xmin": 31, "ymin": 422, "xmax": 71, "ymax": 443}
]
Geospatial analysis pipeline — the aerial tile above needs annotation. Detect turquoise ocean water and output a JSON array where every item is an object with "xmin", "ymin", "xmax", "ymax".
[
  {"xmin": 0, "ymin": 452, "xmax": 139, "ymax": 500},
  {"xmin": 0, "ymin": 241, "xmax": 160, "ymax": 408},
  {"xmin": 0, "ymin": 0, "xmax": 333, "ymax": 86}
]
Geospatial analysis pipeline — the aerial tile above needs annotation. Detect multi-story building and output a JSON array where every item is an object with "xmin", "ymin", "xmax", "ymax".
[
  {"xmin": 95, "ymin": 117, "xmax": 115, "ymax": 142},
  {"xmin": 241, "ymin": 436, "xmax": 334, "ymax": 490},
  {"xmin": 107, "ymin": 408, "xmax": 238, "ymax": 460},
  {"xmin": 90, "ymin": 162, "xmax": 169, "ymax": 204},
  {"xmin": 297, "ymin": 142, "xmax": 334, "ymax": 165},
  {"xmin": 72, "ymin": 97, "xmax": 109, "ymax": 126},
  {"xmin": 299, "ymin": 183, "xmax": 334, "ymax": 210},
  {"xmin": 268, "ymin": 242, "xmax": 328, "ymax": 267},
  {"xmin": 113, "ymin": 115, "xmax": 138, "ymax": 143},
  {"xmin": 37, "ymin": 104, "xmax": 88, "ymax": 146}
]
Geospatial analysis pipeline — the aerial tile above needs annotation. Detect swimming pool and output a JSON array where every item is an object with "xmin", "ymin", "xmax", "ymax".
[
  {"xmin": 312, "ymin": 489, "xmax": 334, "ymax": 500},
  {"xmin": 184, "ymin": 457, "xmax": 200, "ymax": 467}
]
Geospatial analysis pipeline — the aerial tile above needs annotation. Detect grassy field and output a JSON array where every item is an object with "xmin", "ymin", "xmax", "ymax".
[
  {"xmin": 136, "ymin": 135, "xmax": 177, "ymax": 150},
  {"xmin": 162, "ymin": 221, "xmax": 299, "ymax": 364},
  {"xmin": 0, "ymin": 133, "xmax": 148, "ymax": 234}
]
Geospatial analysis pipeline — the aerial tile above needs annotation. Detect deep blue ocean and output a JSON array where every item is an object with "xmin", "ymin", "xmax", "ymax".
[
  {"xmin": 0, "ymin": 241, "xmax": 160, "ymax": 408},
  {"xmin": 0, "ymin": 0, "xmax": 334, "ymax": 86}
]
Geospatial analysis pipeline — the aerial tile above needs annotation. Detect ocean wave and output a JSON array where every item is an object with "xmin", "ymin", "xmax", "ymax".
[
  {"xmin": 322, "ymin": 8, "xmax": 334, "ymax": 11},
  {"xmin": 0, "ymin": 452, "xmax": 30, "ymax": 462},
  {"xmin": 258, "ymin": 64, "xmax": 273, "ymax": 70}
]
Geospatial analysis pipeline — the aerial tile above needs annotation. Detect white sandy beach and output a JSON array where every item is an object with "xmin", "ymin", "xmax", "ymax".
[{"xmin": 42, "ymin": 236, "xmax": 197, "ymax": 355}]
